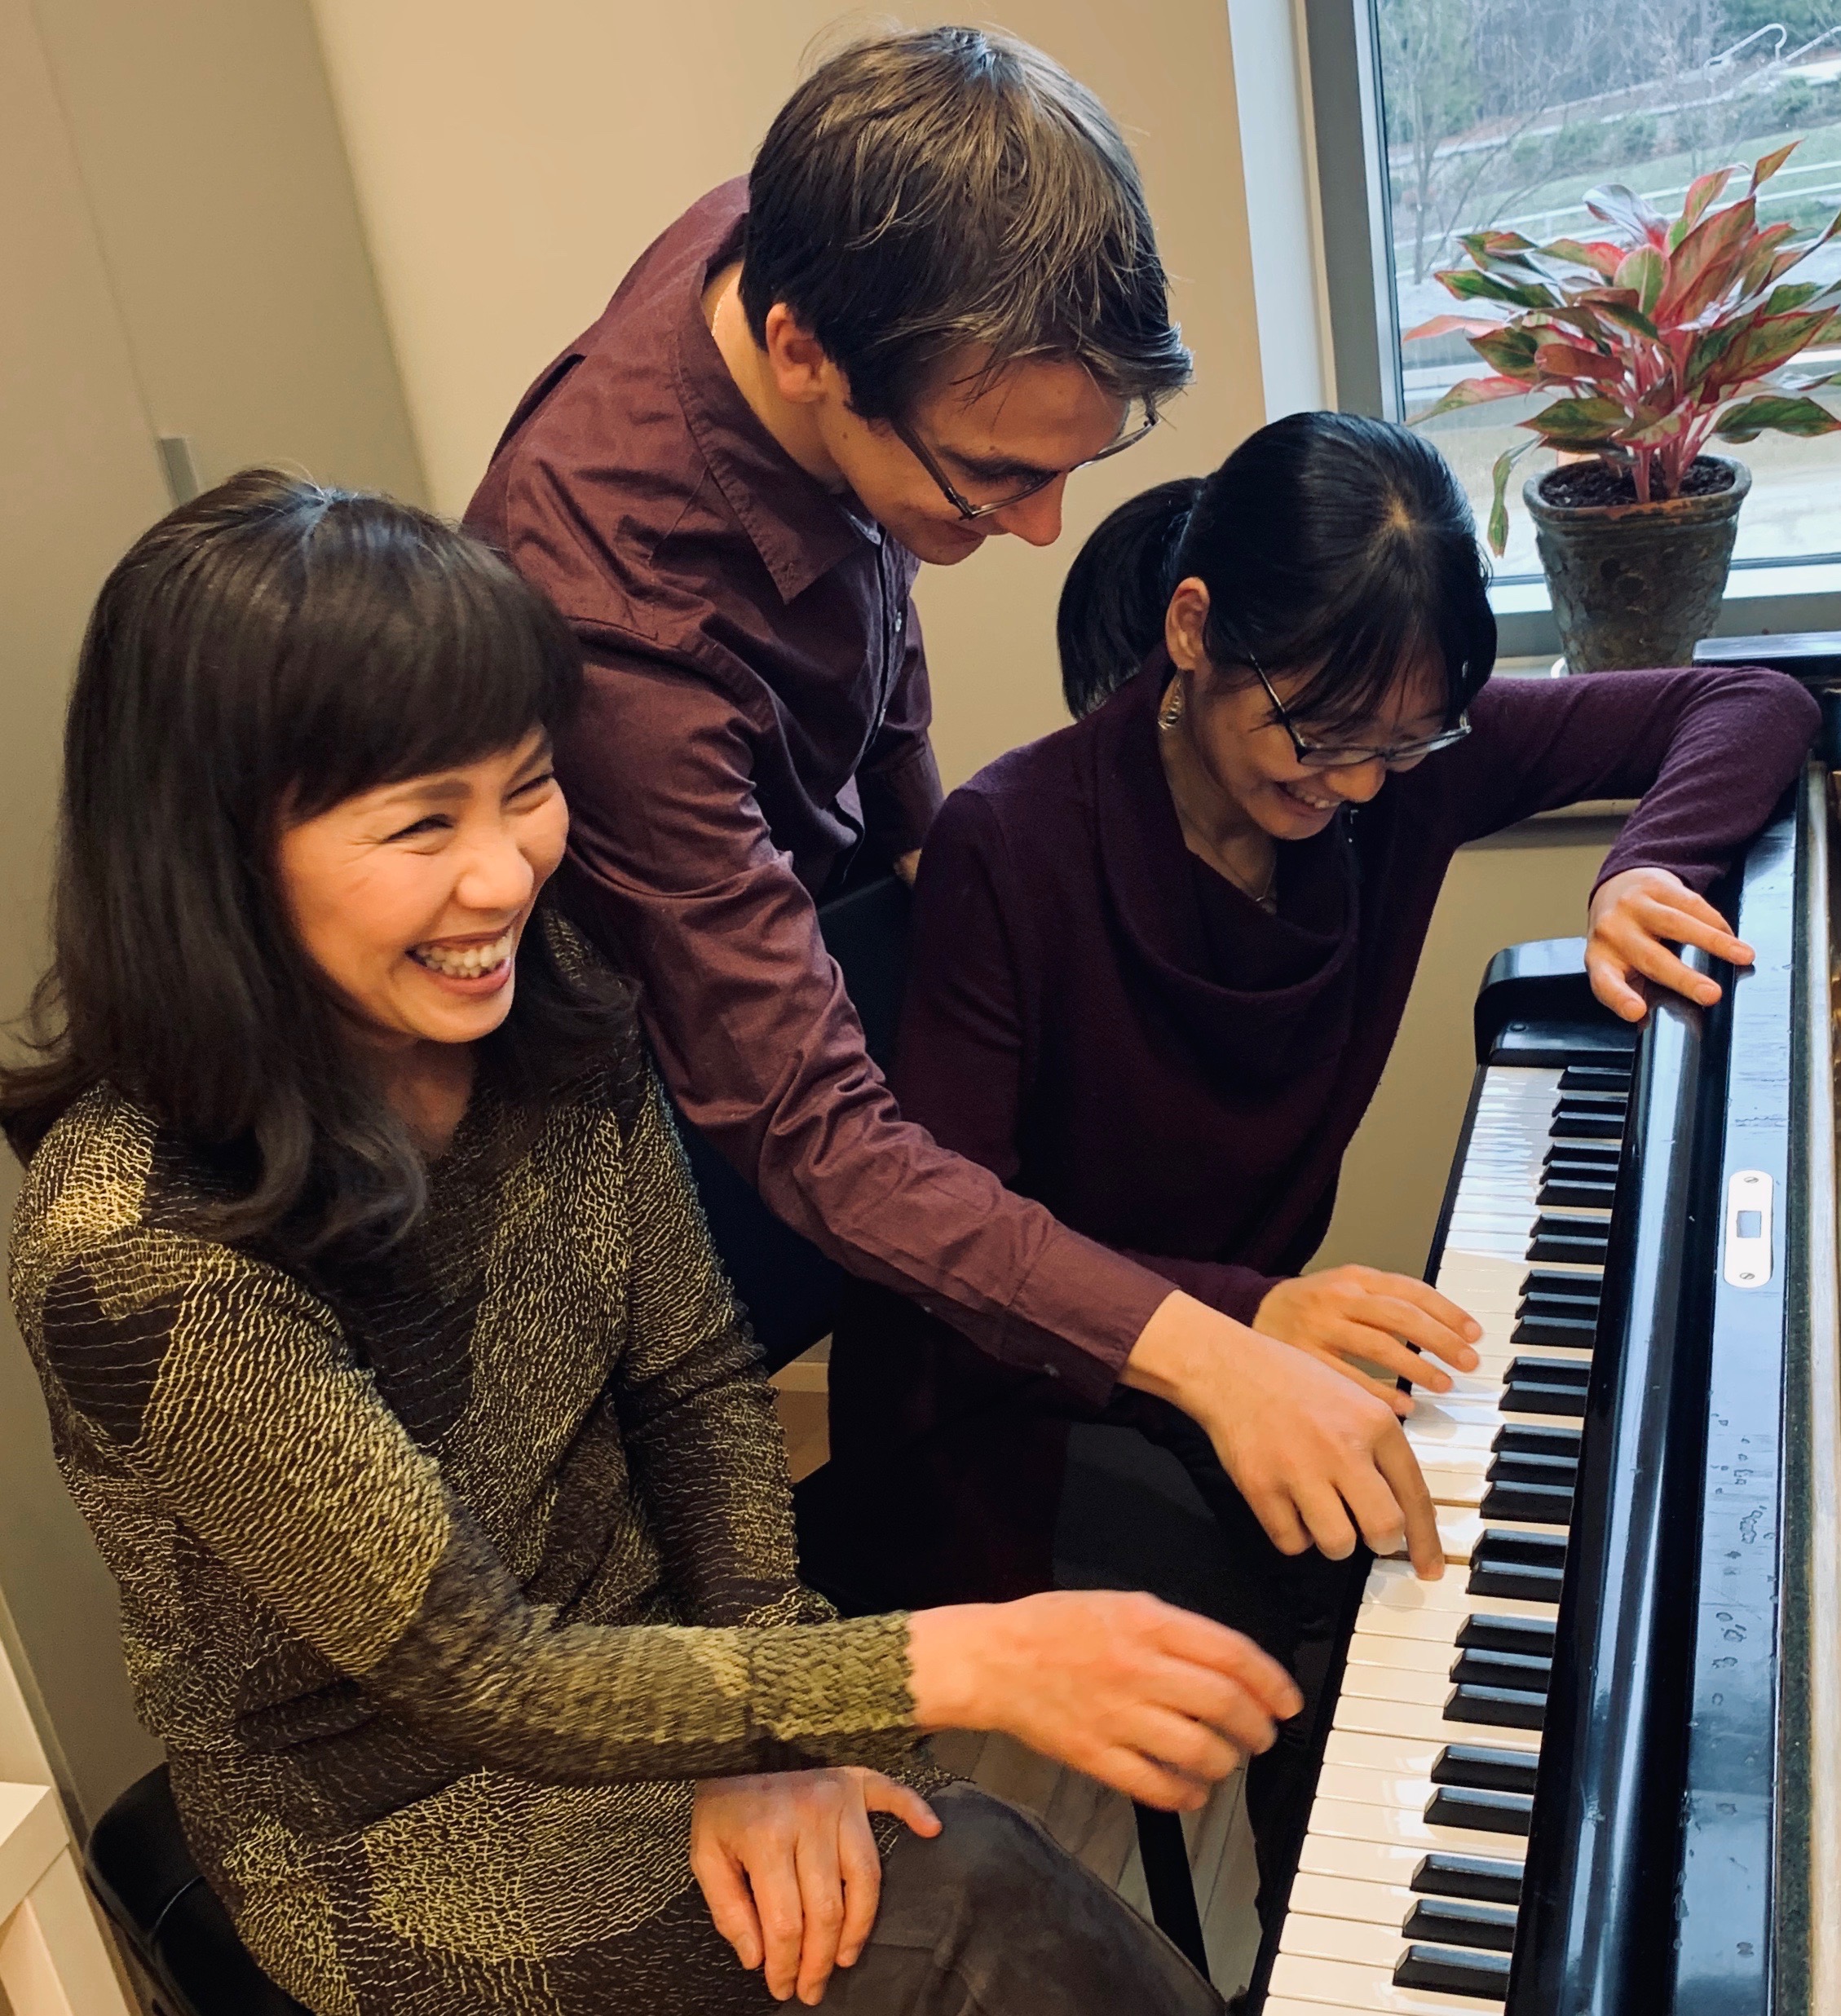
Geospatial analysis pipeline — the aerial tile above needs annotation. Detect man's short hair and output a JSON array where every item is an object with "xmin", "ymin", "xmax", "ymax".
[{"xmin": 739, "ymin": 27, "xmax": 1192, "ymax": 424}]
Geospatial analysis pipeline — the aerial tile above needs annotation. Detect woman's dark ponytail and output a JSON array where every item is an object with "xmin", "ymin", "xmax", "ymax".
[
  {"xmin": 1057, "ymin": 477, "xmax": 1202, "ymax": 717},
  {"xmin": 1055, "ymin": 412, "xmax": 1495, "ymax": 731}
]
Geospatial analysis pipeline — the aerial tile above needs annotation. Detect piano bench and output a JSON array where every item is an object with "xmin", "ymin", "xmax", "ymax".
[{"xmin": 84, "ymin": 1767, "xmax": 307, "ymax": 2016}]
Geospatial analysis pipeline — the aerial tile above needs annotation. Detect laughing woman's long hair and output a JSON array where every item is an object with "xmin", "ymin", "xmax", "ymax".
[{"xmin": 0, "ymin": 470, "xmax": 630, "ymax": 1259}]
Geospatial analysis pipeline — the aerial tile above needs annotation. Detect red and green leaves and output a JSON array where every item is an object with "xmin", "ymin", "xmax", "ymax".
[{"xmin": 1410, "ymin": 142, "xmax": 1841, "ymax": 552}]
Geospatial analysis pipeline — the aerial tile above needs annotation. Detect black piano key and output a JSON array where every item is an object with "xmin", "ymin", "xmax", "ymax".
[
  {"xmin": 1541, "ymin": 1140, "xmax": 1621, "ymax": 1171},
  {"xmin": 1395, "ymin": 1943, "xmax": 1514, "ymax": 1998},
  {"xmin": 1488, "ymin": 1450, "xmax": 1578, "ymax": 1484},
  {"xmin": 1503, "ymin": 1357, "xmax": 1592, "ymax": 1417},
  {"xmin": 1433, "ymin": 1742, "xmax": 1540, "ymax": 1796},
  {"xmin": 1425, "ymin": 1784, "xmax": 1536, "ymax": 1834},
  {"xmin": 1477, "ymin": 1529, "xmax": 1569, "ymax": 1568},
  {"xmin": 1509, "ymin": 1353, "xmax": 1591, "ymax": 1388},
  {"xmin": 1450, "ymin": 1647, "xmax": 1552, "ymax": 1691},
  {"xmin": 1511, "ymin": 1311, "xmax": 1598, "ymax": 1348},
  {"xmin": 1522, "ymin": 1268, "xmax": 1605, "ymax": 1303},
  {"xmin": 1446, "ymin": 1682, "xmax": 1547, "ymax": 1730},
  {"xmin": 1412, "ymin": 1851, "xmax": 1523, "ymax": 1908},
  {"xmin": 1481, "ymin": 1478, "xmax": 1575, "ymax": 1522},
  {"xmin": 1549, "ymin": 1111, "xmax": 1623, "ymax": 1141},
  {"xmin": 1402, "ymin": 1897, "xmax": 1519, "ymax": 1953},
  {"xmin": 1538, "ymin": 1175, "xmax": 1618, "ymax": 1210},
  {"xmin": 1458, "ymin": 1612, "xmax": 1557, "ymax": 1657},
  {"xmin": 1561, "ymin": 1063, "xmax": 1631, "ymax": 1092},
  {"xmin": 1526, "ymin": 1225, "xmax": 1610, "ymax": 1264},
  {"xmin": 1501, "ymin": 1381, "xmax": 1588, "ymax": 1419},
  {"xmin": 1493, "ymin": 1423, "xmax": 1582, "ymax": 1462},
  {"xmin": 1467, "ymin": 1566, "xmax": 1566, "ymax": 1604},
  {"xmin": 1469, "ymin": 1529, "xmax": 1567, "ymax": 1601}
]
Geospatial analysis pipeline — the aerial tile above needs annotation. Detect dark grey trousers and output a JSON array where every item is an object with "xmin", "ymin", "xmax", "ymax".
[{"xmin": 625, "ymin": 1783, "xmax": 1227, "ymax": 2014}]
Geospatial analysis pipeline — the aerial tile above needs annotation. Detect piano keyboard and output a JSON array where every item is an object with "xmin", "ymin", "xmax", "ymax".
[{"xmin": 1266, "ymin": 1055, "xmax": 1628, "ymax": 2014}]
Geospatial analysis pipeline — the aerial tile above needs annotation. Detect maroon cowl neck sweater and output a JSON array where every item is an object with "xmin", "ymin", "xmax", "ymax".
[{"xmin": 815, "ymin": 656, "xmax": 1818, "ymax": 1608}]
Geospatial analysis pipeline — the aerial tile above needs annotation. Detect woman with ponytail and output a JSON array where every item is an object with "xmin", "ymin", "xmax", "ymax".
[{"xmin": 814, "ymin": 410, "xmax": 1818, "ymax": 1904}]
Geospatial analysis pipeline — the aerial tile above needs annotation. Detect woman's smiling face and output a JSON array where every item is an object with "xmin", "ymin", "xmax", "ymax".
[
  {"xmin": 276, "ymin": 730, "xmax": 569, "ymax": 1053},
  {"xmin": 1163, "ymin": 576, "xmax": 1448, "ymax": 840}
]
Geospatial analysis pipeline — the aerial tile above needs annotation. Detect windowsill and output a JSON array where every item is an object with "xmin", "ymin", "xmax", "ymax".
[
  {"xmin": 1490, "ymin": 559, "xmax": 1841, "ymax": 618},
  {"xmin": 1490, "ymin": 558, "xmax": 1841, "ymax": 660}
]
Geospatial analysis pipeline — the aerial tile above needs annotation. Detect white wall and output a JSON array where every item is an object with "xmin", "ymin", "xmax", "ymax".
[{"xmin": 307, "ymin": 0, "xmax": 1271, "ymax": 787}]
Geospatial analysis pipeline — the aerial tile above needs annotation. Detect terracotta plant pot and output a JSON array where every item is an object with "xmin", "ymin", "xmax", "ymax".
[{"xmin": 1522, "ymin": 455, "xmax": 1751, "ymax": 673}]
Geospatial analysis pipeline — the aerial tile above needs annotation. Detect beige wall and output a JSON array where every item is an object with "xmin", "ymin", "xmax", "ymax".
[
  {"xmin": 307, "ymin": 0, "xmax": 1267, "ymax": 786},
  {"xmin": 1318, "ymin": 815, "xmax": 1622, "ymax": 1279},
  {"xmin": 2, "ymin": 0, "xmax": 425, "ymax": 1829}
]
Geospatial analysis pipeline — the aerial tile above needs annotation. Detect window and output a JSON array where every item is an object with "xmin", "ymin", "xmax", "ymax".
[{"xmin": 1358, "ymin": 0, "xmax": 1841, "ymax": 585}]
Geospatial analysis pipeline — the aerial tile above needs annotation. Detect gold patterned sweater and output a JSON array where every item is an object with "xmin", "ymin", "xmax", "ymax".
[{"xmin": 9, "ymin": 1067, "xmax": 920, "ymax": 2014}]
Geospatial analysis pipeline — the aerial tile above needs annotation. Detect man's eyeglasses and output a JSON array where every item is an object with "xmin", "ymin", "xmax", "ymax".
[
  {"xmin": 1246, "ymin": 653, "xmax": 1471, "ymax": 770},
  {"xmin": 892, "ymin": 403, "xmax": 1159, "ymax": 523}
]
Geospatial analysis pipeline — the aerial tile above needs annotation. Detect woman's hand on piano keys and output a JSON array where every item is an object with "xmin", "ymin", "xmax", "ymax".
[
  {"xmin": 1585, "ymin": 866, "xmax": 1754, "ymax": 1022},
  {"xmin": 906, "ymin": 1589, "xmax": 1304, "ymax": 1811},
  {"xmin": 1124, "ymin": 1294, "xmax": 1446, "ymax": 1581},
  {"xmin": 1252, "ymin": 1266, "xmax": 1481, "ymax": 1405}
]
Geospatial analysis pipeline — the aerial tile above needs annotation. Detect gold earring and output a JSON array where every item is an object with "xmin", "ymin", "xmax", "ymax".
[{"xmin": 1158, "ymin": 684, "xmax": 1185, "ymax": 731}]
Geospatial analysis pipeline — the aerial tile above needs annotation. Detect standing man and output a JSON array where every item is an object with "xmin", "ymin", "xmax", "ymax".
[{"xmin": 468, "ymin": 28, "xmax": 1445, "ymax": 1586}]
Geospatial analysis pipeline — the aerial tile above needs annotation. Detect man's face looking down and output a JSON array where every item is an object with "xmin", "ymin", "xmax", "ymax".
[{"xmin": 754, "ymin": 301, "xmax": 1138, "ymax": 566}]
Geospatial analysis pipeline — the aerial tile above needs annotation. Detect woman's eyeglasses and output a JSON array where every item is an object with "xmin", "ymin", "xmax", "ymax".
[
  {"xmin": 1247, "ymin": 655, "xmax": 1471, "ymax": 770},
  {"xmin": 892, "ymin": 404, "xmax": 1159, "ymax": 523}
]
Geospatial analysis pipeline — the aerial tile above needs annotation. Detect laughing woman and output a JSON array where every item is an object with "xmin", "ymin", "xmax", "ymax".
[
  {"xmin": 0, "ymin": 474, "xmax": 1297, "ymax": 2016},
  {"xmin": 815, "ymin": 410, "xmax": 1819, "ymax": 1894}
]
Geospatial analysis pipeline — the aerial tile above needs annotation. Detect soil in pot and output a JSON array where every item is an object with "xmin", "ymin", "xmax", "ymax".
[
  {"xmin": 1539, "ymin": 457, "xmax": 1737, "ymax": 510},
  {"xmin": 1524, "ymin": 452, "xmax": 1749, "ymax": 673}
]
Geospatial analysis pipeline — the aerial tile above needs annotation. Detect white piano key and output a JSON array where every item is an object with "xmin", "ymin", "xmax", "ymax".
[
  {"xmin": 1269, "ymin": 1950, "xmax": 1505, "ymax": 2014},
  {"xmin": 1353, "ymin": 1590, "xmax": 1558, "ymax": 1639},
  {"xmin": 1338, "ymin": 1663, "xmax": 1464, "ymax": 1709},
  {"xmin": 1298, "ymin": 1831, "xmax": 1516, "ymax": 1891},
  {"xmin": 1344, "ymin": 1630, "xmax": 1460, "ymax": 1675},
  {"xmin": 1306, "ymin": 1796, "xmax": 1530, "ymax": 1856},
  {"xmin": 1280, "ymin": 1910, "xmax": 1411, "ymax": 1968},
  {"xmin": 1331, "ymin": 1692, "xmax": 1542, "ymax": 1750},
  {"xmin": 1404, "ymin": 1416, "xmax": 1509, "ymax": 1455},
  {"xmin": 1362, "ymin": 1557, "xmax": 1555, "ymax": 1615},
  {"xmin": 1314, "ymin": 1762, "xmax": 1450, "ymax": 1813},
  {"xmin": 1323, "ymin": 1730, "xmax": 1454, "ymax": 1776},
  {"xmin": 1289, "ymin": 1869, "xmax": 1423, "ymax": 1928},
  {"xmin": 1421, "ymin": 1467, "xmax": 1486, "ymax": 1508}
]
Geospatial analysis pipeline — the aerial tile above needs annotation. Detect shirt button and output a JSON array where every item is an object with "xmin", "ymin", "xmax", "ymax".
[
  {"xmin": 894, "ymin": 610, "xmax": 905, "ymax": 637},
  {"xmin": 1044, "ymin": 1365, "xmax": 1060, "ymax": 1379}
]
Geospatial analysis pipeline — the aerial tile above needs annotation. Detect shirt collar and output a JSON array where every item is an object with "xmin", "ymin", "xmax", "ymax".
[{"xmin": 672, "ymin": 213, "xmax": 868, "ymax": 603}]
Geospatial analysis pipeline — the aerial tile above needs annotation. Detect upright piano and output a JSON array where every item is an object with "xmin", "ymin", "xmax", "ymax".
[{"xmin": 1256, "ymin": 753, "xmax": 1841, "ymax": 2014}]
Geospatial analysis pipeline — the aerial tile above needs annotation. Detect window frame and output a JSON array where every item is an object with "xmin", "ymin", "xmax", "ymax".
[{"xmin": 1301, "ymin": 0, "xmax": 1841, "ymax": 657}]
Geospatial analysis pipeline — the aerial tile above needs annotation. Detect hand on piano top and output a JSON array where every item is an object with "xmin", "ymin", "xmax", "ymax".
[
  {"xmin": 1253, "ymin": 1266, "xmax": 1482, "ymax": 1408},
  {"xmin": 1124, "ymin": 1293, "xmax": 1446, "ymax": 1581},
  {"xmin": 907, "ymin": 1589, "xmax": 1304, "ymax": 1811},
  {"xmin": 1584, "ymin": 866, "xmax": 1754, "ymax": 1023}
]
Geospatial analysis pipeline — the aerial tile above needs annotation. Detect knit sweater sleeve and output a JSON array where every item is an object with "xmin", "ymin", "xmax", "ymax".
[
  {"xmin": 1441, "ymin": 664, "xmax": 1818, "ymax": 892},
  {"xmin": 19, "ymin": 1118, "xmax": 916, "ymax": 1786}
]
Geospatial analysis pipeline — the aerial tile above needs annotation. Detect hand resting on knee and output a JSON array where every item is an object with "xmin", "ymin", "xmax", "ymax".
[{"xmin": 691, "ymin": 1767, "xmax": 938, "ymax": 2005}]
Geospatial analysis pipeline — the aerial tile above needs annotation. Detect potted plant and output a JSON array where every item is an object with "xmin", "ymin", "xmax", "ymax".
[{"xmin": 1407, "ymin": 143, "xmax": 1841, "ymax": 671}]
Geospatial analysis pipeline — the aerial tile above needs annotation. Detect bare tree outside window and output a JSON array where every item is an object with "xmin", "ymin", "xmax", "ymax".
[{"xmin": 1373, "ymin": 0, "xmax": 1841, "ymax": 576}]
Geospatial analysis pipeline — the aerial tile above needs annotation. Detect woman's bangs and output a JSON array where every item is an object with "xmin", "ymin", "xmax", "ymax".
[{"xmin": 280, "ymin": 510, "xmax": 579, "ymax": 820}]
